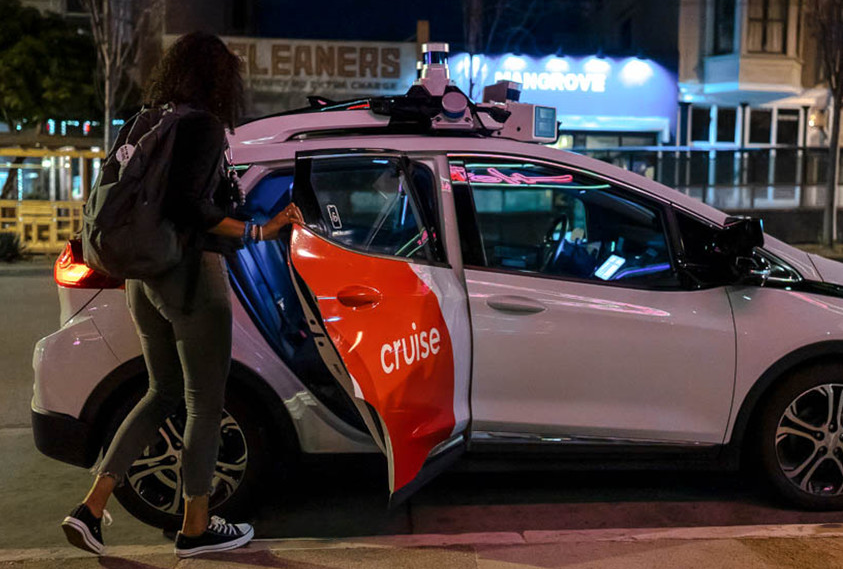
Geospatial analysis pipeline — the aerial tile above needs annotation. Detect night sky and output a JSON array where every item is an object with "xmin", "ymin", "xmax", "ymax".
[
  {"xmin": 250, "ymin": 0, "xmax": 626, "ymax": 58},
  {"xmin": 256, "ymin": 0, "xmax": 465, "ymax": 45}
]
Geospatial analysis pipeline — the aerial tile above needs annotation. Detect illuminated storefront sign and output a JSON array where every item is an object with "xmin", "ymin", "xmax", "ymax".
[
  {"xmin": 163, "ymin": 35, "xmax": 417, "ymax": 96},
  {"xmin": 450, "ymin": 53, "xmax": 678, "ymax": 139}
]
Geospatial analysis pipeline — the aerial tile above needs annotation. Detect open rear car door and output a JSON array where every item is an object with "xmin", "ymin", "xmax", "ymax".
[{"xmin": 286, "ymin": 151, "xmax": 471, "ymax": 504}]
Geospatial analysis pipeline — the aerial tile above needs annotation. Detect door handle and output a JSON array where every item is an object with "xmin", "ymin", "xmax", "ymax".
[
  {"xmin": 486, "ymin": 295, "xmax": 546, "ymax": 314},
  {"xmin": 337, "ymin": 285, "xmax": 383, "ymax": 309}
]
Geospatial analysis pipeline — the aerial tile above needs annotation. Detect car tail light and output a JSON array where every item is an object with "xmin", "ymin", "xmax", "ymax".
[{"xmin": 54, "ymin": 240, "xmax": 123, "ymax": 289}]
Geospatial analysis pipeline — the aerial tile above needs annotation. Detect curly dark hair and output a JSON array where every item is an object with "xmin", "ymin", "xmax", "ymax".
[{"xmin": 145, "ymin": 32, "xmax": 244, "ymax": 132}]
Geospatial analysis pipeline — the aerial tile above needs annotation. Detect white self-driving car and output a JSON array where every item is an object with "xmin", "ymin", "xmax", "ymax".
[{"xmin": 31, "ymin": 55, "xmax": 843, "ymax": 528}]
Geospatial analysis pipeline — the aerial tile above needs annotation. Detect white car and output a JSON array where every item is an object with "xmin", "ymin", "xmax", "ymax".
[{"xmin": 31, "ymin": 70, "xmax": 843, "ymax": 529}]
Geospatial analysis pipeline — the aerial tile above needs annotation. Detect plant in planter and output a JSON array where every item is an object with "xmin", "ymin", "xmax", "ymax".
[{"xmin": 0, "ymin": 233, "xmax": 26, "ymax": 263}]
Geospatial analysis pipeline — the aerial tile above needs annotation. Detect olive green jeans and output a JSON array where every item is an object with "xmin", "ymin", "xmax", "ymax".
[{"xmin": 98, "ymin": 251, "xmax": 232, "ymax": 498}]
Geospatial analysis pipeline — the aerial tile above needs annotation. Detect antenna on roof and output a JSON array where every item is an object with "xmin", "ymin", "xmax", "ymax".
[
  {"xmin": 367, "ymin": 42, "xmax": 557, "ymax": 143},
  {"xmin": 244, "ymin": 42, "xmax": 558, "ymax": 145},
  {"xmin": 417, "ymin": 42, "xmax": 451, "ymax": 97}
]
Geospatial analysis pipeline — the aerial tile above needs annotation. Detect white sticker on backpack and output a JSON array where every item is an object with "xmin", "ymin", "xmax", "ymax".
[{"xmin": 115, "ymin": 144, "xmax": 135, "ymax": 166}]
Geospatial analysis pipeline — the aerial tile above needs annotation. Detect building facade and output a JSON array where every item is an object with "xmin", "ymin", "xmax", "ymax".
[
  {"xmin": 674, "ymin": 0, "xmax": 836, "ymax": 212},
  {"xmin": 678, "ymin": 0, "xmax": 825, "ymax": 147}
]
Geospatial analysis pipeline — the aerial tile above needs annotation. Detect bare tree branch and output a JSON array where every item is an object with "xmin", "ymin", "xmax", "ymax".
[
  {"xmin": 484, "ymin": 0, "xmax": 508, "ymax": 53},
  {"xmin": 807, "ymin": 0, "xmax": 843, "ymax": 245},
  {"xmin": 80, "ymin": 0, "xmax": 163, "ymax": 149}
]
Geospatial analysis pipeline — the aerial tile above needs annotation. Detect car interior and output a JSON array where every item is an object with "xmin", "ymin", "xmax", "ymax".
[{"xmin": 466, "ymin": 161, "xmax": 677, "ymax": 286}]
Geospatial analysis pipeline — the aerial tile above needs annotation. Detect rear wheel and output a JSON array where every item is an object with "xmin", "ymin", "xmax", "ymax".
[
  {"xmin": 756, "ymin": 362, "xmax": 843, "ymax": 510},
  {"xmin": 104, "ymin": 385, "xmax": 273, "ymax": 529}
]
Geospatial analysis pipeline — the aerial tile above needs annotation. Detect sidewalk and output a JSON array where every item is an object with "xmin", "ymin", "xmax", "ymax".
[
  {"xmin": 0, "ymin": 255, "xmax": 54, "ymax": 276},
  {"xmin": 3, "ymin": 524, "xmax": 843, "ymax": 568}
]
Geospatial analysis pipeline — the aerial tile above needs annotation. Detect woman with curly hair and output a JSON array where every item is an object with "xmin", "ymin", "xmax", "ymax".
[{"xmin": 61, "ymin": 32, "xmax": 302, "ymax": 558}]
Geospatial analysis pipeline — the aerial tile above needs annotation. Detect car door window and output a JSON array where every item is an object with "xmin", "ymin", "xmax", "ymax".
[
  {"xmin": 675, "ymin": 211, "xmax": 736, "ymax": 286},
  {"xmin": 452, "ymin": 158, "xmax": 678, "ymax": 288},
  {"xmin": 303, "ymin": 155, "xmax": 437, "ymax": 262}
]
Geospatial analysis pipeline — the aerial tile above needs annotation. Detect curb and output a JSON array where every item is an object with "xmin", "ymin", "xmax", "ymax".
[
  {"xmin": 3, "ymin": 523, "xmax": 843, "ymax": 563},
  {"xmin": 0, "ymin": 261, "xmax": 54, "ymax": 277}
]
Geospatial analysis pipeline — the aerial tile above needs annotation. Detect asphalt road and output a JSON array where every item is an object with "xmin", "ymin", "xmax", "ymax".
[
  {"xmin": 0, "ymin": 257, "xmax": 60, "ymax": 428},
  {"xmin": 3, "ymin": 259, "xmax": 843, "ymax": 556}
]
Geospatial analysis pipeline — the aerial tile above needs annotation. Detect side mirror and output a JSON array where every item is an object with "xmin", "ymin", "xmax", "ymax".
[
  {"xmin": 715, "ymin": 216, "xmax": 765, "ymax": 259},
  {"xmin": 734, "ymin": 255, "xmax": 771, "ymax": 284}
]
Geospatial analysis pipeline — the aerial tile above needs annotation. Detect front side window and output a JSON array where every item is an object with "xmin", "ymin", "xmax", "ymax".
[
  {"xmin": 453, "ymin": 158, "xmax": 678, "ymax": 288},
  {"xmin": 675, "ymin": 211, "xmax": 735, "ymax": 286},
  {"xmin": 675, "ymin": 211, "xmax": 802, "ymax": 288},
  {"xmin": 303, "ymin": 156, "xmax": 437, "ymax": 262}
]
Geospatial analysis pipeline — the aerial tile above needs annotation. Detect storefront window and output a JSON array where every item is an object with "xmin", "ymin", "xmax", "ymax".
[
  {"xmin": 691, "ymin": 107, "xmax": 711, "ymax": 142},
  {"xmin": 747, "ymin": 0, "xmax": 788, "ymax": 54},
  {"xmin": 713, "ymin": 0, "xmax": 736, "ymax": 54},
  {"xmin": 556, "ymin": 135, "xmax": 575, "ymax": 149},
  {"xmin": 621, "ymin": 135, "xmax": 656, "ymax": 147},
  {"xmin": 587, "ymin": 135, "xmax": 624, "ymax": 149},
  {"xmin": 776, "ymin": 109, "xmax": 799, "ymax": 145},
  {"xmin": 716, "ymin": 108, "xmax": 737, "ymax": 143},
  {"xmin": 559, "ymin": 133, "xmax": 658, "ymax": 150},
  {"xmin": 749, "ymin": 109, "xmax": 772, "ymax": 144}
]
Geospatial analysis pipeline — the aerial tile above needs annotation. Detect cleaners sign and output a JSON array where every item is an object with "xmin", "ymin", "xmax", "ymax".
[{"xmin": 181, "ymin": 36, "xmax": 417, "ymax": 96}]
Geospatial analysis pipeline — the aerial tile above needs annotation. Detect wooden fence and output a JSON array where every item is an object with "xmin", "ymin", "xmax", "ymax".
[{"xmin": 0, "ymin": 200, "xmax": 84, "ymax": 254}]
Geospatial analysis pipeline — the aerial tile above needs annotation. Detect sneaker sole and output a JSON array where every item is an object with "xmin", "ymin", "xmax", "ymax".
[
  {"xmin": 61, "ymin": 517, "xmax": 104, "ymax": 555},
  {"xmin": 175, "ymin": 526, "xmax": 254, "ymax": 558}
]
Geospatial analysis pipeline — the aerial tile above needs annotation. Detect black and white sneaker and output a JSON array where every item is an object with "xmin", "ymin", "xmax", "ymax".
[
  {"xmin": 61, "ymin": 504, "xmax": 112, "ymax": 555},
  {"xmin": 174, "ymin": 516, "xmax": 254, "ymax": 558}
]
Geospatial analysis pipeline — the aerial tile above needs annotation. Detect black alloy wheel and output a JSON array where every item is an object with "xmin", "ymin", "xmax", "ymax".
[
  {"xmin": 757, "ymin": 362, "xmax": 843, "ymax": 510},
  {"xmin": 104, "ymin": 385, "xmax": 270, "ymax": 529}
]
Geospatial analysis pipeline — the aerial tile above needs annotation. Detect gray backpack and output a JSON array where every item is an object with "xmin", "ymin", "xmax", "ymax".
[{"xmin": 82, "ymin": 104, "xmax": 192, "ymax": 279}]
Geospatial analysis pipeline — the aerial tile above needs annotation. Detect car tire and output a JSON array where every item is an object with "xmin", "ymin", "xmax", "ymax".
[
  {"xmin": 756, "ymin": 361, "xmax": 843, "ymax": 510},
  {"xmin": 103, "ymin": 382, "xmax": 271, "ymax": 530}
]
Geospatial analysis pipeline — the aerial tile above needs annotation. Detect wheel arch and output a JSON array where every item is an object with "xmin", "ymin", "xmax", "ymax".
[
  {"xmin": 80, "ymin": 356, "xmax": 300, "ymax": 459},
  {"xmin": 729, "ymin": 340, "xmax": 843, "ymax": 458}
]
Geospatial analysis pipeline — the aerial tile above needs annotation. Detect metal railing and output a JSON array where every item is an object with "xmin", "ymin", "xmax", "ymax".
[
  {"xmin": 1, "ymin": 146, "xmax": 840, "ymax": 254},
  {"xmin": 576, "ymin": 145, "xmax": 843, "ymax": 211},
  {"xmin": 0, "ymin": 199, "xmax": 83, "ymax": 254}
]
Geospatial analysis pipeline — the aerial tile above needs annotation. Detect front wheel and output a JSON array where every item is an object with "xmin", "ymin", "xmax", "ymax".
[
  {"xmin": 757, "ymin": 362, "xmax": 843, "ymax": 510},
  {"xmin": 105, "ymin": 386, "xmax": 270, "ymax": 529}
]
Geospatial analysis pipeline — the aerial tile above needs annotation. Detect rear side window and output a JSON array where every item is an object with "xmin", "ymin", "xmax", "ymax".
[
  {"xmin": 305, "ymin": 156, "xmax": 436, "ymax": 262},
  {"xmin": 453, "ymin": 158, "xmax": 678, "ymax": 288}
]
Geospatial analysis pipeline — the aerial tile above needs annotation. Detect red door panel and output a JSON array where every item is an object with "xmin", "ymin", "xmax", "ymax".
[{"xmin": 289, "ymin": 224, "xmax": 458, "ymax": 495}]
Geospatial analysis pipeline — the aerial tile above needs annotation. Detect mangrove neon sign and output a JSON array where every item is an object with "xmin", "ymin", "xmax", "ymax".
[
  {"xmin": 493, "ymin": 70, "xmax": 606, "ymax": 93},
  {"xmin": 449, "ymin": 53, "xmax": 678, "ymax": 137}
]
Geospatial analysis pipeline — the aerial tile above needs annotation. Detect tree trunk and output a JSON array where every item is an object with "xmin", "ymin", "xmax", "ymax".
[
  {"xmin": 824, "ymin": 96, "xmax": 842, "ymax": 246},
  {"xmin": 104, "ymin": 75, "xmax": 113, "ymax": 152},
  {"xmin": 102, "ymin": 0, "xmax": 113, "ymax": 152},
  {"xmin": 463, "ymin": 0, "xmax": 483, "ymax": 100}
]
